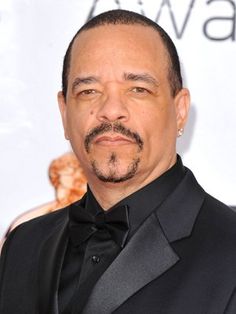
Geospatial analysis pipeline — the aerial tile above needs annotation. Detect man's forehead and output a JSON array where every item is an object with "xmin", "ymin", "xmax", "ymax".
[
  {"xmin": 69, "ymin": 24, "xmax": 168, "ymax": 76},
  {"xmin": 66, "ymin": 23, "xmax": 171, "ymax": 93}
]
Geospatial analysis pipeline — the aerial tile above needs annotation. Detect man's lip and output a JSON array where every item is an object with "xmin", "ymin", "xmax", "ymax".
[{"xmin": 94, "ymin": 135, "xmax": 134, "ymax": 145}]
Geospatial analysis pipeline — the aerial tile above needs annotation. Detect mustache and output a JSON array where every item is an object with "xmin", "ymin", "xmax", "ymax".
[{"xmin": 84, "ymin": 122, "xmax": 144, "ymax": 153}]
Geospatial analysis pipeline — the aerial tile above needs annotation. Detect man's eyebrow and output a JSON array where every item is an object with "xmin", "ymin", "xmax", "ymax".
[
  {"xmin": 123, "ymin": 72, "xmax": 159, "ymax": 86},
  {"xmin": 71, "ymin": 76, "xmax": 100, "ymax": 92}
]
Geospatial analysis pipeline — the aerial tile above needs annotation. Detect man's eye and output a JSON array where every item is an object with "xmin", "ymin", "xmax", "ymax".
[
  {"xmin": 79, "ymin": 89, "xmax": 96, "ymax": 95},
  {"xmin": 131, "ymin": 87, "xmax": 149, "ymax": 93}
]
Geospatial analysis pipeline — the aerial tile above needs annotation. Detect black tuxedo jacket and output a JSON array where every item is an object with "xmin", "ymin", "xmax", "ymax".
[{"xmin": 1, "ymin": 168, "xmax": 236, "ymax": 314}]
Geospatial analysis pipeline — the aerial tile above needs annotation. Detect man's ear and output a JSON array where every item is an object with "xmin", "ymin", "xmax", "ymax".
[
  {"xmin": 58, "ymin": 91, "xmax": 69, "ymax": 140},
  {"xmin": 174, "ymin": 88, "xmax": 190, "ymax": 136}
]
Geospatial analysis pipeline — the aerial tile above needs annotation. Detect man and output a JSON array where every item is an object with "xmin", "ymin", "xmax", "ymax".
[{"xmin": 0, "ymin": 9, "xmax": 236, "ymax": 314}]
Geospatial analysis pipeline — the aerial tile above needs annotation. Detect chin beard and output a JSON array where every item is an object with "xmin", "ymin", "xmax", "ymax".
[
  {"xmin": 91, "ymin": 154, "xmax": 140, "ymax": 183},
  {"xmin": 85, "ymin": 122, "xmax": 143, "ymax": 183}
]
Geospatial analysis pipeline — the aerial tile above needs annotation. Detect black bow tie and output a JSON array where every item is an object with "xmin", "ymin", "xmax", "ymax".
[{"xmin": 69, "ymin": 204, "xmax": 130, "ymax": 248}]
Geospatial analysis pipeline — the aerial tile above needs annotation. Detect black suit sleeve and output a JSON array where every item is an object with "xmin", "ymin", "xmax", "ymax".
[
  {"xmin": 224, "ymin": 288, "xmax": 236, "ymax": 314},
  {"xmin": 0, "ymin": 229, "xmax": 14, "ymax": 306},
  {"xmin": 0, "ymin": 227, "xmax": 19, "ymax": 290}
]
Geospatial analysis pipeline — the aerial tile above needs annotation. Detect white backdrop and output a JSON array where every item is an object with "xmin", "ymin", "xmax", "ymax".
[{"xmin": 0, "ymin": 0, "xmax": 236, "ymax": 237}]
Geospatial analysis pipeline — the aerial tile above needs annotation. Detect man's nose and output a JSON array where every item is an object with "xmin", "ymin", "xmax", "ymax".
[{"xmin": 96, "ymin": 89, "xmax": 130, "ymax": 123}]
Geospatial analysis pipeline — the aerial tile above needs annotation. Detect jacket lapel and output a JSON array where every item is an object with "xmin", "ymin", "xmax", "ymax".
[
  {"xmin": 157, "ymin": 168, "xmax": 205, "ymax": 242},
  {"xmin": 83, "ymin": 169, "xmax": 205, "ymax": 314},
  {"xmin": 37, "ymin": 212, "xmax": 69, "ymax": 314},
  {"xmin": 83, "ymin": 213, "xmax": 179, "ymax": 314}
]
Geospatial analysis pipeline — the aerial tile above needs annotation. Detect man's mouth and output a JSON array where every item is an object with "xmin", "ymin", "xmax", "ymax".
[
  {"xmin": 94, "ymin": 135, "xmax": 135, "ymax": 146},
  {"xmin": 84, "ymin": 122, "xmax": 143, "ymax": 153}
]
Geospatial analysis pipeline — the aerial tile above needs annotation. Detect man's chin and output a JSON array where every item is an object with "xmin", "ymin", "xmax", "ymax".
[
  {"xmin": 91, "ymin": 158, "xmax": 140, "ymax": 183},
  {"xmin": 89, "ymin": 147, "xmax": 137, "ymax": 160}
]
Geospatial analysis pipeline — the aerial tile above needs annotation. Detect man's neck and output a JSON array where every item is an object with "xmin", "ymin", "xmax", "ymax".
[
  {"xmin": 88, "ymin": 181, "xmax": 140, "ymax": 210},
  {"xmin": 87, "ymin": 161, "xmax": 177, "ymax": 210}
]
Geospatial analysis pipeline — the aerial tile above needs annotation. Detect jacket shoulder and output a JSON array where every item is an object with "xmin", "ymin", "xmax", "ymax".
[
  {"xmin": 202, "ymin": 194, "xmax": 236, "ymax": 229},
  {"xmin": 195, "ymin": 193, "xmax": 236, "ymax": 248},
  {"xmin": 1, "ymin": 205, "xmax": 69, "ymax": 257}
]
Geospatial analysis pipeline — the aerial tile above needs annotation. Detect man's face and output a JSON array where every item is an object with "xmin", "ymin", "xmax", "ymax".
[{"xmin": 58, "ymin": 24, "xmax": 189, "ymax": 188}]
